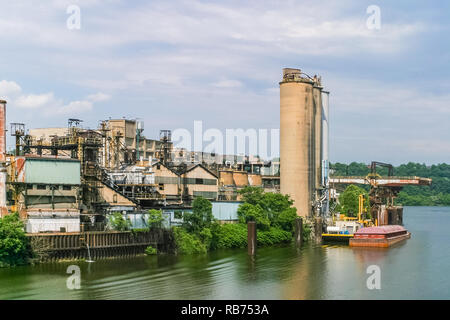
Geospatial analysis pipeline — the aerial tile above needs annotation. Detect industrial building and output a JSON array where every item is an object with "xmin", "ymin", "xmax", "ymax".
[{"xmin": 0, "ymin": 98, "xmax": 275, "ymax": 233}]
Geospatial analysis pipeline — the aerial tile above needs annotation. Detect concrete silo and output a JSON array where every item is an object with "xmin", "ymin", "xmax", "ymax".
[
  {"xmin": 0, "ymin": 100, "xmax": 7, "ymax": 217},
  {"xmin": 280, "ymin": 69, "xmax": 327, "ymax": 218},
  {"xmin": 321, "ymin": 90, "xmax": 330, "ymax": 216},
  {"xmin": 312, "ymin": 80, "xmax": 323, "ymax": 205},
  {"xmin": 279, "ymin": 69, "xmax": 315, "ymax": 217}
]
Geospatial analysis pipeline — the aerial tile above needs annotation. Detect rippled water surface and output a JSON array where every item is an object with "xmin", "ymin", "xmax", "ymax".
[{"xmin": 1, "ymin": 206, "xmax": 449, "ymax": 299}]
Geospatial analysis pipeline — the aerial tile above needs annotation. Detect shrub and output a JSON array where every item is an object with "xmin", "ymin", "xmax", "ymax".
[
  {"xmin": 302, "ymin": 221, "xmax": 312, "ymax": 242},
  {"xmin": 211, "ymin": 223, "xmax": 247, "ymax": 249},
  {"xmin": 182, "ymin": 197, "xmax": 215, "ymax": 233},
  {"xmin": 110, "ymin": 212, "xmax": 131, "ymax": 231},
  {"xmin": 273, "ymin": 207, "xmax": 297, "ymax": 232},
  {"xmin": 257, "ymin": 227, "xmax": 292, "ymax": 246},
  {"xmin": 0, "ymin": 213, "xmax": 30, "ymax": 267},
  {"xmin": 145, "ymin": 245, "xmax": 157, "ymax": 255},
  {"xmin": 210, "ymin": 223, "xmax": 292, "ymax": 249},
  {"xmin": 173, "ymin": 227, "xmax": 207, "ymax": 254}
]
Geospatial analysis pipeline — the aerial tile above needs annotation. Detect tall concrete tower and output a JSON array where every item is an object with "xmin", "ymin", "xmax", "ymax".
[
  {"xmin": 280, "ymin": 69, "xmax": 315, "ymax": 217},
  {"xmin": 280, "ymin": 69, "xmax": 326, "ymax": 218}
]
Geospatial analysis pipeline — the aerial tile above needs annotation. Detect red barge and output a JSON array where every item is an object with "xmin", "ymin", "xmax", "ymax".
[{"xmin": 349, "ymin": 225, "xmax": 410, "ymax": 248}]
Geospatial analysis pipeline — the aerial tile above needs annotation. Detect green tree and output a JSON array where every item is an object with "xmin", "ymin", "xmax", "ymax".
[
  {"xmin": 238, "ymin": 186, "xmax": 264, "ymax": 205},
  {"xmin": 237, "ymin": 187, "xmax": 298, "ymax": 232},
  {"xmin": 338, "ymin": 185, "xmax": 369, "ymax": 217},
  {"xmin": 0, "ymin": 213, "xmax": 30, "ymax": 267},
  {"xmin": 237, "ymin": 203, "xmax": 270, "ymax": 230},
  {"xmin": 183, "ymin": 197, "xmax": 215, "ymax": 233},
  {"xmin": 147, "ymin": 209, "xmax": 164, "ymax": 229}
]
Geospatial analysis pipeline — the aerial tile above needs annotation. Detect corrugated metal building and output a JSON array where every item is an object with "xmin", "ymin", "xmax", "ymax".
[{"xmin": 11, "ymin": 156, "xmax": 81, "ymax": 233}]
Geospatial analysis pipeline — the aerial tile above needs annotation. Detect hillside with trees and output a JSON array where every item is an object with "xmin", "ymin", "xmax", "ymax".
[{"xmin": 331, "ymin": 162, "xmax": 450, "ymax": 206}]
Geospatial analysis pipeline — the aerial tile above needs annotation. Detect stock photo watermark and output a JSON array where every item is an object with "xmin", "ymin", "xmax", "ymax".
[
  {"xmin": 66, "ymin": 265, "xmax": 81, "ymax": 290},
  {"xmin": 366, "ymin": 265, "xmax": 381, "ymax": 290},
  {"xmin": 172, "ymin": 121, "xmax": 279, "ymax": 163},
  {"xmin": 366, "ymin": 5, "xmax": 381, "ymax": 30},
  {"xmin": 66, "ymin": 5, "xmax": 81, "ymax": 30}
]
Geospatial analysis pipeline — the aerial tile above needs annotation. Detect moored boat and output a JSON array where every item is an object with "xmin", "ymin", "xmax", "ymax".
[{"xmin": 349, "ymin": 225, "xmax": 410, "ymax": 248}]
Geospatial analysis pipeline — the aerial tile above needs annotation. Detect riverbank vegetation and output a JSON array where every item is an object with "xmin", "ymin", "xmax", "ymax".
[
  {"xmin": 332, "ymin": 162, "xmax": 450, "ymax": 206},
  {"xmin": 172, "ymin": 188, "xmax": 309, "ymax": 255},
  {"xmin": 0, "ymin": 213, "xmax": 30, "ymax": 267}
]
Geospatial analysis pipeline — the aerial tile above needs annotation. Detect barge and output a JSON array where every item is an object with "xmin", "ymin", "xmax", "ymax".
[{"xmin": 349, "ymin": 225, "xmax": 410, "ymax": 248}]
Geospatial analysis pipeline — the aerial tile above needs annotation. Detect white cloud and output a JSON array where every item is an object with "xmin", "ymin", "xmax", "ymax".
[
  {"xmin": 57, "ymin": 100, "xmax": 93, "ymax": 115},
  {"xmin": 15, "ymin": 93, "xmax": 55, "ymax": 109},
  {"xmin": 87, "ymin": 92, "xmax": 111, "ymax": 102},
  {"xmin": 0, "ymin": 80, "xmax": 22, "ymax": 99},
  {"xmin": 1, "ymin": 79, "xmax": 100, "ymax": 116}
]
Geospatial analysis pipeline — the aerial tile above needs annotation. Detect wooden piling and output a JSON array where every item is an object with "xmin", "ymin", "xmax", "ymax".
[
  {"xmin": 314, "ymin": 217, "xmax": 323, "ymax": 244},
  {"xmin": 247, "ymin": 221, "xmax": 257, "ymax": 255},
  {"xmin": 294, "ymin": 217, "xmax": 303, "ymax": 246}
]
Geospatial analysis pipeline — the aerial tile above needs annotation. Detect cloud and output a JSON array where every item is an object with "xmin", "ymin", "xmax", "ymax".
[
  {"xmin": 0, "ymin": 80, "xmax": 22, "ymax": 98},
  {"xmin": 86, "ymin": 92, "xmax": 111, "ymax": 102},
  {"xmin": 0, "ymin": 79, "xmax": 103, "ymax": 116},
  {"xmin": 15, "ymin": 93, "xmax": 55, "ymax": 109},
  {"xmin": 57, "ymin": 100, "xmax": 93, "ymax": 115},
  {"xmin": 0, "ymin": 1, "xmax": 448, "ymax": 163}
]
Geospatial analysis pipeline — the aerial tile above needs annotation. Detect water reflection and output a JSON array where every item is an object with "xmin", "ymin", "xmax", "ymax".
[{"xmin": 0, "ymin": 207, "xmax": 449, "ymax": 299}]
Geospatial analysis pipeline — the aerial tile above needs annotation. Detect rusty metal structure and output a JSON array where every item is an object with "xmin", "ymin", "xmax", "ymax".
[
  {"xmin": 330, "ymin": 161, "xmax": 432, "ymax": 226},
  {"xmin": 157, "ymin": 130, "xmax": 172, "ymax": 165}
]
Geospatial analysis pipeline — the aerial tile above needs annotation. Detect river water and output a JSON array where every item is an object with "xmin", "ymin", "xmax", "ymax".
[{"xmin": 0, "ymin": 206, "xmax": 449, "ymax": 300}]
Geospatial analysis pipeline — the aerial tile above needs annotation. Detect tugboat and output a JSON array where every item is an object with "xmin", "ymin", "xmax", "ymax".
[{"xmin": 322, "ymin": 195, "xmax": 371, "ymax": 243}]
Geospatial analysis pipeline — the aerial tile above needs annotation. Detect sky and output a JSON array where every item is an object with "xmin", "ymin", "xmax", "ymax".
[{"xmin": 0, "ymin": 0, "xmax": 449, "ymax": 165}]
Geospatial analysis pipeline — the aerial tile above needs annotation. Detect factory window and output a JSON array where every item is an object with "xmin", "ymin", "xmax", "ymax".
[
  {"xmin": 159, "ymin": 183, "xmax": 164, "ymax": 190},
  {"xmin": 37, "ymin": 185, "xmax": 46, "ymax": 190},
  {"xmin": 195, "ymin": 178, "xmax": 203, "ymax": 185},
  {"xmin": 62, "ymin": 185, "xmax": 72, "ymax": 191},
  {"xmin": 27, "ymin": 184, "xmax": 33, "ymax": 190}
]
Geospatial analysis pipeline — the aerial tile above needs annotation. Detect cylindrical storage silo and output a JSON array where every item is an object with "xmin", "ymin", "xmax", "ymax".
[
  {"xmin": 248, "ymin": 173, "xmax": 262, "ymax": 186},
  {"xmin": 219, "ymin": 170, "xmax": 234, "ymax": 186},
  {"xmin": 321, "ymin": 91, "xmax": 330, "ymax": 185},
  {"xmin": 321, "ymin": 90, "xmax": 330, "ymax": 216},
  {"xmin": 313, "ymin": 83, "xmax": 323, "ymax": 198},
  {"xmin": 280, "ymin": 69, "xmax": 314, "ymax": 217},
  {"xmin": 233, "ymin": 171, "xmax": 249, "ymax": 187},
  {"xmin": 0, "ymin": 100, "xmax": 7, "ymax": 217}
]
